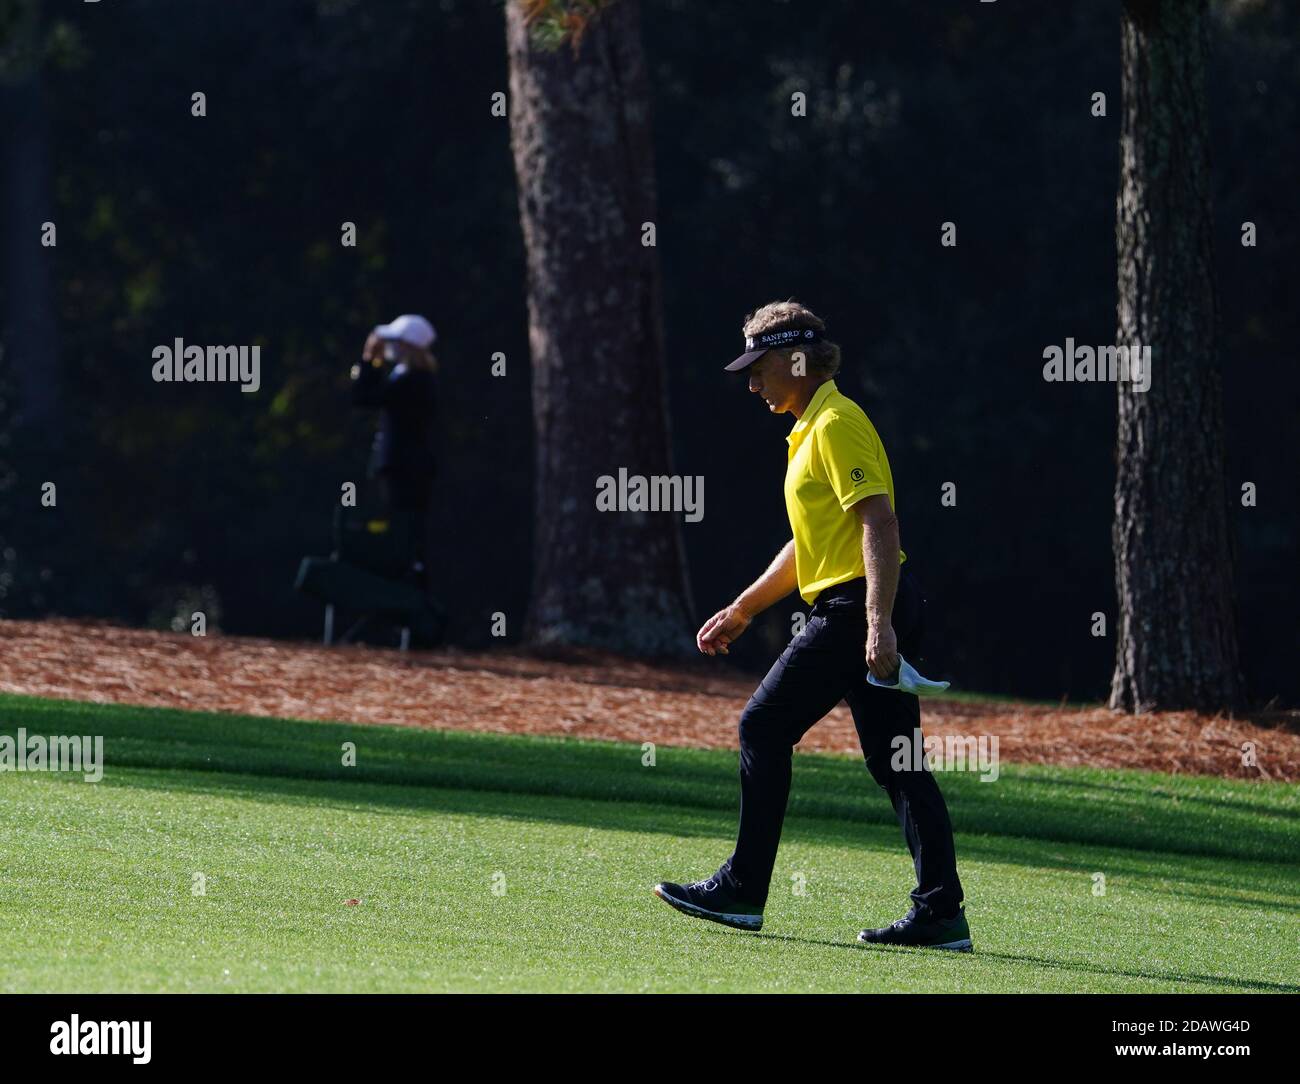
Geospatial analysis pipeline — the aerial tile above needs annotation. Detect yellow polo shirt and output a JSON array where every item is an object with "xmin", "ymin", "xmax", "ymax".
[{"xmin": 784, "ymin": 379, "xmax": 904, "ymax": 604}]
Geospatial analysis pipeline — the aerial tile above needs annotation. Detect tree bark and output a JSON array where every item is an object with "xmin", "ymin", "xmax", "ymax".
[
  {"xmin": 0, "ymin": 0, "xmax": 61, "ymax": 432},
  {"xmin": 505, "ymin": 0, "xmax": 695, "ymax": 656},
  {"xmin": 0, "ymin": 0, "xmax": 61, "ymax": 616},
  {"xmin": 1111, "ymin": 0, "xmax": 1241, "ymax": 712}
]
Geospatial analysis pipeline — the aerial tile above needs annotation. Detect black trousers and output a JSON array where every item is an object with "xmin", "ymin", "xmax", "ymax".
[
  {"xmin": 718, "ymin": 568, "xmax": 964, "ymax": 918},
  {"xmin": 379, "ymin": 470, "xmax": 434, "ymax": 594}
]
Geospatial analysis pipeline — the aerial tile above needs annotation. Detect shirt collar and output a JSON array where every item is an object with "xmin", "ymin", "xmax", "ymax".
[{"xmin": 786, "ymin": 380, "xmax": 838, "ymax": 445}]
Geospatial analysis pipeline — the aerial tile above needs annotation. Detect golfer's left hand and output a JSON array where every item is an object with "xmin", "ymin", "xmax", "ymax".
[
  {"xmin": 866, "ymin": 622, "xmax": 899, "ymax": 681},
  {"xmin": 696, "ymin": 604, "xmax": 750, "ymax": 656}
]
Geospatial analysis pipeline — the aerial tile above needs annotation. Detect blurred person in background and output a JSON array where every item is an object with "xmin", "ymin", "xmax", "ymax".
[{"xmin": 350, "ymin": 313, "xmax": 439, "ymax": 595}]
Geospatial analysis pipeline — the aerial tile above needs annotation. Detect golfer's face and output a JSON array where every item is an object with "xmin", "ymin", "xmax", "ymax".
[{"xmin": 748, "ymin": 353, "xmax": 797, "ymax": 413}]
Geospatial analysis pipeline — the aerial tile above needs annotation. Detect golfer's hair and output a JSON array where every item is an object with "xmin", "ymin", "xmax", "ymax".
[{"xmin": 742, "ymin": 300, "xmax": 841, "ymax": 378}]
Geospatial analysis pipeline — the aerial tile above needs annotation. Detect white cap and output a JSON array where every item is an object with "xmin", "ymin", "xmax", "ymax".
[{"xmin": 374, "ymin": 313, "xmax": 436, "ymax": 349}]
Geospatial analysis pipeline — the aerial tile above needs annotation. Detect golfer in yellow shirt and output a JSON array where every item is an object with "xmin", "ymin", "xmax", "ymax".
[{"xmin": 654, "ymin": 300, "xmax": 969, "ymax": 951}]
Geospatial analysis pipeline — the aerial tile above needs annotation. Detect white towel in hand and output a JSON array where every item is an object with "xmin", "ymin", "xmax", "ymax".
[{"xmin": 867, "ymin": 655, "xmax": 950, "ymax": 696}]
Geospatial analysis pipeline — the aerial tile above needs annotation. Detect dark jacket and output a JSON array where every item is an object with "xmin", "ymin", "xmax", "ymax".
[{"xmin": 351, "ymin": 360, "xmax": 437, "ymax": 477}]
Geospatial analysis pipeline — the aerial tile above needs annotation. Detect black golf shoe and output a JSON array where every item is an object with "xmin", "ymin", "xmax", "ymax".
[
  {"xmin": 653, "ymin": 876, "xmax": 764, "ymax": 931},
  {"xmin": 858, "ymin": 906, "xmax": 972, "ymax": 952}
]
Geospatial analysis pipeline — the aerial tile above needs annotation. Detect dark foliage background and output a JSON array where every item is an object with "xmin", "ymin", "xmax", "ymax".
[{"xmin": 1, "ymin": 0, "xmax": 1295, "ymax": 703}]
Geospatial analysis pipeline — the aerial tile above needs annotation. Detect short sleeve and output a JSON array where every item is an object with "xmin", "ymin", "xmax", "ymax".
[{"xmin": 816, "ymin": 410, "xmax": 888, "ymax": 511}]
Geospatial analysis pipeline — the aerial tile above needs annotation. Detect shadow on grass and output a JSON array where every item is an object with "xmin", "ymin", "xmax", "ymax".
[
  {"xmin": 64, "ymin": 757, "xmax": 1300, "ymax": 906},
  {"xmin": 744, "ymin": 931, "xmax": 1300, "ymax": 993},
  {"xmin": 733, "ymin": 935, "xmax": 1300, "ymax": 993},
  {"xmin": 1007, "ymin": 771, "xmax": 1300, "ymax": 823},
  {"xmin": 3, "ymin": 693, "xmax": 1297, "ymax": 877},
  {"xmin": 949, "ymin": 950, "xmax": 1300, "ymax": 994}
]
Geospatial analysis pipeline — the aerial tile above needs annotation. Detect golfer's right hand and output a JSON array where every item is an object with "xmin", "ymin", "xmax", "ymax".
[{"xmin": 696, "ymin": 604, "xmax": 751, "ymax": 656}]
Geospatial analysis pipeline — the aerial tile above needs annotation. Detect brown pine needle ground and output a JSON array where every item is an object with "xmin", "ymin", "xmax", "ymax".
[{"xmin": 0, "ymin": 618, "xmax": 1294, "ymax": 781}]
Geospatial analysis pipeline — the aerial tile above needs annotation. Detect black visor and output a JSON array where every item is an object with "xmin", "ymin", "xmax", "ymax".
[{"xmin": 726, "ymin": 325, "xmax": 824, "ymax": 371}]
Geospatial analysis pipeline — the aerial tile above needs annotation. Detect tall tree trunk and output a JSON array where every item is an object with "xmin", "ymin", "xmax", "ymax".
[
  {"xmin": 505, "ymin": 0, "xmax": 694, "ymax": 656},
  {"xmin": 1111, "ymin": 0, "xmax": 1240, "ymax": 712},
  {"xmin": 0, "ymin": 0, "xmax": 60, "ymax": 431},
  {"xmin": 0, "ymin": 0, "xmax": 60, "ymax": 615}
]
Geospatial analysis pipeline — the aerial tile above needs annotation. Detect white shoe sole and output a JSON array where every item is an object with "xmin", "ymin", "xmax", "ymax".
[{"xmin": 857, "ymin": 932, "xmax": 973, "ymax": 952}]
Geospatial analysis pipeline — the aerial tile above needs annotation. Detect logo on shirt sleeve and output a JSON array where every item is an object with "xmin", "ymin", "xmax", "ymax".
[{"xmin": 850, "ymin": 467, "xmax": 865, "ymax": 484}]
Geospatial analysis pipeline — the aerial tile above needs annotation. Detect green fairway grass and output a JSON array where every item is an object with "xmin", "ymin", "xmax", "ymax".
[{"xmin": 1, "ymin": 692, "xmax": 1296, "ymax": 993}]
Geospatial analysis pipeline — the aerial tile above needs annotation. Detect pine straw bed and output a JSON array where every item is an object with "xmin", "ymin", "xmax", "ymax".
[{"xmin": 1, "ymin": 619, "xmax": 1295, "ymax": 782}]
